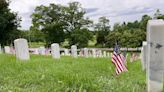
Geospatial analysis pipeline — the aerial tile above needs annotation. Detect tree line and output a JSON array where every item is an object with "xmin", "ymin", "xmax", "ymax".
[{"xmin": 0, "ymin": 0, "xmax": 164, "ymax": 48}]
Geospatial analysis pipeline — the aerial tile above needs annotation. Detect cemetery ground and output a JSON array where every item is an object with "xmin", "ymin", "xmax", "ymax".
[{"xmin": 0, "ymin": 54, "xmax": 146, "ymax": 92}]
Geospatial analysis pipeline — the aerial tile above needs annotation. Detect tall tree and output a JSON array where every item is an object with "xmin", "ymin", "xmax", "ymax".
[
  {"xmin": 0, "ymin": 0, "xmax": 20, "ymax": 46},
  {"xmin": 29, "ymin": 27, "xmax": 45, "ymax": 42},
  {"xmin": 69, "ymin": 28, "xmax": 93, "ymax": 48},
  {"xmin": 126, "ymin": 20, "xmax": 140, "ymax": 30},
  {"xmin": 154, "ymin": 9, "xmax": 162, "ymax": 19},
  {"xmin": 113, "ymin": 23, "xmax": 123, "ymax": 32},
  {"xmin": 95, "ymin": 16, "xmax": 110, "ymax": 47},
  {"xmin": 106, "ymin": 14, "xmax": 150, "ymax": 48},
  {"xmin": 65, "ymin": 2, "xmax": 93, "ymax": 47},
  {"xmin": 31, "ymin": 2, "xmax": 93, "ymax": 47},
  {"xmin": 105, "ymin": 31, "xmax": 122, "ymax": 47},
  {"xmin": 154, "ymin": 9, "xmax": 164, "ymax": 20},
  {"xmin": 31, "ymin": 4, "xmax": 66, "ymax": 46},
  {"xmin": 140, "ymin": 15, "xmax": 151, "ymax": 31}
]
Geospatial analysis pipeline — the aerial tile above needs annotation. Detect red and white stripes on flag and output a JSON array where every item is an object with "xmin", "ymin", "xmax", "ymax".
[{"xmin": 112, "ymin": 51, "xmax": 128, "ymax": 75}]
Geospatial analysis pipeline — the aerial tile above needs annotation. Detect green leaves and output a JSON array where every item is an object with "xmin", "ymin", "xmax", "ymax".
[
  {"xmin": 43, "ymin": 23, "xmax": 65, "ymax": 46},
  {"xmin": 105, "ymin": 29, "xmax": 146, "ymax": 48},
  {"xmin": 0, "ymin": 0, "xmax": 20, "ymax": 46},
  {"xmin": 69, "ymin": 28, "xmax": 93, "ymax": 48},
  {"xmin": 31, "ymin": 2, "xmax": 93, "ymax": 47},
  {"xmin": 104, "ymin": 14, "xmax": 151, "ymax": 48},
  {"xmin": 95, "ymin": 17, "xmax": 110, "ymax": 47}
]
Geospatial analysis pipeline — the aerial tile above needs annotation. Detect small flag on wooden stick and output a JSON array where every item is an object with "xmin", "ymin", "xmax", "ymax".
[{"xmin": 112, "ymin": 41, "xmax": 128, "ymax": 75}]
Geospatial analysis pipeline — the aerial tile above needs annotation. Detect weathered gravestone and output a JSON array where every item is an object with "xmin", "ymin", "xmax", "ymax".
[
  {"xmin": 88, "ymin": 51, "xmax": 92, "ymax": 57},
  {"xmin": 147, "ymin": 20, "xmax": 164, "ymax": 92},
  {"xmin": 39, "ymin": 47, "xmax": 46, "ymax": 55},
  {"xmin": 64, "ymin": 49, "xmax": 69, "ymax": 56},
  {"xmin": 103, "ymin": 51, "xmax": 107, "ymax": 57},
  {"xmin": 84, "ymin": 48, "xmax": 88, "ymax": 58},
  {"xmin": 99, "ymin": 50, "xmax": 103, "ymax": 57},
  {"xmin": 4, "ymin": 46, "xmax": 11, "ymax": 54},
  {"xmin": 141, "ymin": 41, "xmax": 147, "ymax": 71},
  {"xmin": 130, "ymin": 53, "xmax": 140, "ymax": 62},
  {"xmin": 71, "ymin": 45, "xmax": 77, "ymax": 58},
  {"xmin": 51, "ymin": 43, "xmax": 60, "ymax": 59},
  {"xmin": 14, "ymin": 38, "xmax": 30, "ymax": 60},
  {"xmin": 34, "ymin": 48, "xmax": 39, "ymax": 55},
  {"xmin": 92, "ymin": 49, "xmax": 96, "ymax": 58},
  {"xmin": 79, "ymin": 50, "xmax": 83, "ymax": 57},
  {"xmin": 107, "ymin": 52, "xmax": 110, "ymax": 58}
]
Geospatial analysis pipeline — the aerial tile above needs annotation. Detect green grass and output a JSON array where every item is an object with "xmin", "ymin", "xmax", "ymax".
[{"xmin": 0, "ymin": 54, "xmax": 146, "ymax": 92}]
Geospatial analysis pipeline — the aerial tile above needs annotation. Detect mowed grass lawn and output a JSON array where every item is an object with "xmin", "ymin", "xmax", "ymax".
[{"xmin": 0, "ymin": 54, "xmax": 146, "ymax": 92}]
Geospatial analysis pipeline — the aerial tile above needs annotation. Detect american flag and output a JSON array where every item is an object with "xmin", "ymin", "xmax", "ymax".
[{"xmin": 112, "ymin": 42, "xmax": 128, "ymax": 75}]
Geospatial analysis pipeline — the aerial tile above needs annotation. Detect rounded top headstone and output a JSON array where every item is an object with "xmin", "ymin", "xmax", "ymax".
[
  {"xmin": 71, "ymin": 45, "xmax": 77, "ymax": 50},
  {"xmin": 148, "ymin": 19, "xmax": 164, "ymax": 26},
  {"xmin": 84, "ymin": 48, "xmax": 88, "ymax": 50},
  {"xmin": 51, "ymin": 43, "xmax": 59, "ymax": 47},
  {"xmin": 14, "ymin": 38, "xmax": 29, "ymax": 60},
  {"xmin": 142, "ymin": 41, "xmax": 147, "ymax": 46},
  {"xmin": 71, "ymin": 45, "xmax": 76, "ymax": 47},
  {"xmin": 14, "ymin": 38, "xmax": 27, "ymax": 42}
]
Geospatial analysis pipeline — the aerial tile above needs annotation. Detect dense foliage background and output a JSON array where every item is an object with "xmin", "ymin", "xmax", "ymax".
[{"xmin": 1, "ymin": 0, "xmax": 164, "ymax": 48}]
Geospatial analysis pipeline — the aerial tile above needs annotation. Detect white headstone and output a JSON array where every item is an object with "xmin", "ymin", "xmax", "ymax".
[
  {"xmin": 84, "ymin": 48, "xmax": 88, "ymax": 58},
  {"xmin": 99, "ymin": 50, "xmax": 103, "ymax": 57},
  {"xmin": 79, "ymin": 50, "xmax": 83, "ymax": 57},
  {"xmin": 51, "ymin": 43, "xmax": 60, "ymax": 59},
  {"xmin": 39, "ymin": 47, "xmax": 46, "ymax": 55},
  {"xmin": 4, "ymin": 46, "xmax": 11, "ymax": 54},
  {"xmin": 34, "ymin": 48, "xmax": 39, "ymax": 55},
  {"xmin": 103, "ymin": 51, "xmax": 107, "ymax": 57},
  {"xmin": 14, "ymin": 38, "xmax": 30, "ymax": 60},
  {"xmin": 92, "ymin": 49, "xmax": 96, "ymax": 58},
  {"xmin": 147, "ymin": 20, "xmax": 164, "ymax": 92},
  {"xmin": 141, "ymin": 41, "xmax": 147, "ymax": 71},
  {"xmin": 96, "ymin": 50, "xmax": 99, "ymax": 57},
  {"xmin": 71, "ymin": 45, "xmax": 77, "ymax": 58},
  {"xmin": 64, "ymin": 49, "xmax": 69, "ymax": 56},
  {"xmin": 88, "ymin": 51, "xmax": 91, "ymax": 57},
  {"xmin": 107, "ymin": 52, "xmax": 110, "ymax": 58}
]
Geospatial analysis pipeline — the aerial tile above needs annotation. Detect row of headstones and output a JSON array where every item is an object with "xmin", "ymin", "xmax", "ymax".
[
  {"xmin": 0, "ymin": 41, "xmax": 113, "ymax": 60},
  {"xmin": 0, "ymin": 44, "xmax": 143, "ymax": 61},
  {"xmin": 0, "ymin": 42, "xmax": 77, "ymax": 60},
  {"xmin": 79, "ymin": 48, "xmax": 111, "ymax": 58},
  {"xmin": 0, "ymin": 46, "xmax": 15, "ymax": 54},
  {"xmin": 141, "ymin": 19, "xmax": 164, "ymax": 92},
  {"xmin": 8, "ymin": 41, "xmax": 76, "ymax": 60},
  {"xmin": 0, "ymin": 45, "xmax": 142, "ymax": 60},
  {"xmin": 30, "ymin": 48, "xmax": 112, "ymax": 58}
]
